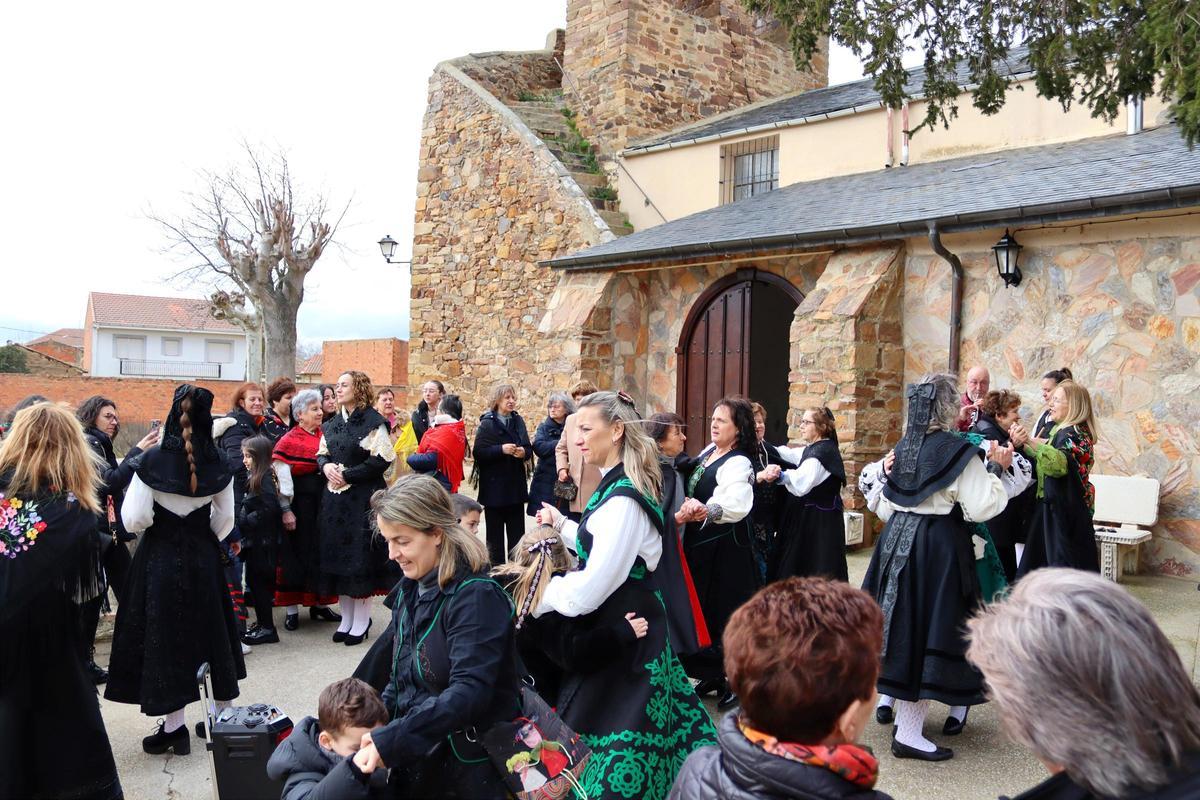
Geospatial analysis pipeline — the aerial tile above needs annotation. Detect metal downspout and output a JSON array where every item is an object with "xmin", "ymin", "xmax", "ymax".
[{"xmin": 927, "ymin": 221, "xmax": 963, "ymax": 374}]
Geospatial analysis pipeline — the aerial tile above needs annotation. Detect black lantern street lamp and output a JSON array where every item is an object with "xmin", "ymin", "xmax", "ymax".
[
  {"xmin": 377, "ymin": 234, "xmax": 412, "ymax": 265},
  {"xmin": 992, "ymin": 229, "xmax": 1023, "ymax": 288}
]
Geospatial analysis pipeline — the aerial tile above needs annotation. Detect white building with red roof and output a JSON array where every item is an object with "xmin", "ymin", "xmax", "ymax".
[{"xmin": 83, "ymin": 292, "xmax": 248, "ymax": 380}]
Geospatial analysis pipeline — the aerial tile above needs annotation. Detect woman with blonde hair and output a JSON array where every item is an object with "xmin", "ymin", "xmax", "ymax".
[
  {"xmin": 105, "ymin": 384, "xmax": 243, "ymax": 756},
  {"xmin": 351, "ymin": 474, "xmax": 522, "ymax": 798},
  {"xmin": 967, "ymin": 568, "xmax": 1200, "ymax": 798},
  {"xmin": 1, "ymin": 403, "xmax": 123, "ymax": 800},
  {"xmin": 318, "ymin": 370, "xmax": 396, "ymax": 645},
  {"xmin": 472, "ymin": 382, "xmax": 533, "ymax": 563},
  {"xmin": 535, "ymin": 391, "xmax": 715, "ymax": 800},
  {"xmin": 1011, "ymin": 380, "xmax": 1100, "ymax": 575}
]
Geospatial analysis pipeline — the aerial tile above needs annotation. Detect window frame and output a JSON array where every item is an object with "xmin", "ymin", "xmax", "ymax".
[
  {"xmin": 161, "ymin": 337, "xmax": 182, "ymax": 357},
  {"xmin": 719, "ymin": 134, "xmax": 780, "ymax": 205},
  {"xmin": 113, "ymin": 335, "xmax": 146, "ymax": 361},
  {"xmin": 204, "ymin": 339, "xmax": 234, "ymax": 364}
]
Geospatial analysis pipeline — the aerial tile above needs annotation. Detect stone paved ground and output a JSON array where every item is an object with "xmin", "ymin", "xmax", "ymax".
[{"xmin": 96, "ymin": 543, "xmax": 1200, "ymax": 800}]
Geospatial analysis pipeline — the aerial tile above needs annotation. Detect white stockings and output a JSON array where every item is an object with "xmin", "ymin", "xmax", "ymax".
[{"xmin": 893, "ymin": 699, "xmax": 936, "ymax": 752}]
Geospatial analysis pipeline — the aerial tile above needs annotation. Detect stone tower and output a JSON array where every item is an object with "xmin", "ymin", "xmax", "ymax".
[{"xmin": 561, "ymin": 0, "xmax": 826, "ymax": 157}]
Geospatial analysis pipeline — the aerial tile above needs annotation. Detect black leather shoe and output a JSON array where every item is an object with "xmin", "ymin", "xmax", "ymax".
[
  {"xmin": 143, "ymin": 721, "xmax": 190, "ymax": 755},
  {"xmin": 194, "ymin": 720, "xmax": 209, "ymax": 740},
  {"xmin": 311, "ymin": 606, "xmax": 342, "ymax": 622},
  {"xmin": 85, "ymin": 659, "xmax": 109, "ymax": 685},
  {"xmin": 943, "ymin": 710, "xmax": 968, "ymax": 736},
  {"xmin": 717, "ymin": 691, "xmax": 740, "ymax": 711},
  {"xmin": 891, "ymin": 738, "xmax": 953, "ymax": 761},
  {"xmin": 343, "ymin": 619, "xmax": 372, "ymax": 647},
  {"xmin": 242, "ymin": 625, "xmax": 279, "ymax": 645},
  {"xmin": 284, "ymin": 613, "xmax": 300, "ymax": 631},
  {"xmin": 876, "ymin": 705, "xmax": 894, "ymax": 724},
  {"xmin": 332, "ymin": 630, "xmax": 348, "ymax": 643},
  {"xmin": 693, "ymin": 678, "xmax": 724, "ymax": 697}
]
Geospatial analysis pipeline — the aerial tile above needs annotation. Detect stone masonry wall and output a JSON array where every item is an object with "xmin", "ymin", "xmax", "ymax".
[
  {"xmin": 904, "ymin": 228, "xmax": 1200, "ymax": 578},
  {"xmin": 562, "ymin": 0, "xmax": 826, "ymax": 158},
  {"xmin": 408, "ymin": 65, "xmax": 612, "ymax": 420},
  {"xmin": 790, "ymin": 245, "xmax": 907, "ymax": 516},
  {"xmin": 452, "ymin": 31, "xmax": 565, "ymax": 104}
]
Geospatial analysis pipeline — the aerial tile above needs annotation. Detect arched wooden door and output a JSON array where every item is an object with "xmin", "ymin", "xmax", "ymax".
[{"xmin": 676, "ymin": 269, "xmax": 803, "ymax": 456}]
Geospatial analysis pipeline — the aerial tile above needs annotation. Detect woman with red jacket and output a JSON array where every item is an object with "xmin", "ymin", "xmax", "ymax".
[{"xmin": 407, "ymin": 395, "xmax": 467, "ymax": 493}]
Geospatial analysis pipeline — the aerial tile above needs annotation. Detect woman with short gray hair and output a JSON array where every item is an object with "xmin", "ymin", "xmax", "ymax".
[
  {"xmin": 527, "ymin": 391, "xmax": 576, "ymax": 517},
  {"xmin": 859, "ymin": 373, "xmax": 1012, "ymax": 761},
  {"xmin": 968, "ymin": 568, "xmax": 1200, "ymax": 798}
]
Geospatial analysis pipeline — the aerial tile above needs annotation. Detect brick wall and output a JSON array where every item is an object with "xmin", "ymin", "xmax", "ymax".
[
  {"xmin": 0, "ymin": 374, "xmax": 250, "ymax": 424},
  {"xmin": 12, "ymin": 346, "xmax": 85, "ymax": 378},
  {"xmin": 563, "ymin": 0, "xmax": 826, "ymax": 157},
  {"xmin": 320, "ymin": 338, "xmax": 408, "ymax": 395},
  {"xmin": 26, "ymin": 340, "xmax": 83, "ymax": 367}
]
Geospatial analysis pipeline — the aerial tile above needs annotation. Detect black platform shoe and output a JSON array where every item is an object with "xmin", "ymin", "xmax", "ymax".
[
  {"xmin": 717, "ymin": 690, "xmax": 740, "ymax": 711},
  {"xmin": 943, "ymin": 709, "xmax": 969, "ymax": 736},
  {"xmin": 284, "ymin": 613, "xmax": 300, "ymax": 631},
  {"xmin": 891, "ymin": 738, "xmax": 953, "ymax": 761},
  {"xmin": 693, "ymin": 678, "xmax": 724, "ymax": 697},
  {"xmin": 343, "ymin": 619, "xmax": 372, "ymax": 646},
  {"xmin": 876, "ymin": 705, "xmax": 894, "ymax": 725},
  {"xmin": 242, "ymin": 625, "xmax": 279, "ymax": 645},
  {"xmin": 143, "ymin": 721, "xmax": 191, "ymax": 755},
  {"xmin": 310, "ymin": 606, "xmax": 342, "ymax": 622},
  {"xmin": 85, "ymin": 658, "xmax": 109, "ymax": 685},
  {"xmin": 332, "ymin": 629, "xmax": 348, "ymax": 643}
]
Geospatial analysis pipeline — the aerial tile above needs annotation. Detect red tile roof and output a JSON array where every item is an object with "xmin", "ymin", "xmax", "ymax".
[
  {"xmin": 87, "ymin": 292, "xmax": 241, "ymax": 333},
  {"xmin": 298, "ymin": 352, "xmax": 324, "ymax": 375},
  {"xmin": 28, "ymin": 327, "xmax": 84, "ymax": 349}
]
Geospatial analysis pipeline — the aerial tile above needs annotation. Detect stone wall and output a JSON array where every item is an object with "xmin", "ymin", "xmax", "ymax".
[
  {"xmin": 789, "ymin": 245, "xmax": 907, "ymax": 515},
  {"xmin": 26, "ymin": 339, "xmax": 83, "ymax": 368},
  {"xmin": 904, "ymin": 224, "xmax": 1200, "ymax": 578},
  {"xmin": 8, "ymin": 345, "xmax": 84, "ymax": 377},
  {"xmin": 451, "ymin": 31, "xmax": 565, "ymax": 104},
  {"xmin": 408, "ymin": 64, "xmax": 613, "ymax": 419},
  {"xmin": 562, "ymin": 0, "xmax": 825, "ymax": 158}
]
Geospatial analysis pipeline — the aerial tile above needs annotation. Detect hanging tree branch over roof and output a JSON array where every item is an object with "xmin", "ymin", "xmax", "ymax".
[{"xmin": 743, "ymin": 0, "xmax": 1200, "ymax": 145}]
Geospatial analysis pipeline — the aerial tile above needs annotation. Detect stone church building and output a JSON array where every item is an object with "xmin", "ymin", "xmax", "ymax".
[{"xmin": 407, "ymin": 0, "xmax": 1200, "ymax": 577}]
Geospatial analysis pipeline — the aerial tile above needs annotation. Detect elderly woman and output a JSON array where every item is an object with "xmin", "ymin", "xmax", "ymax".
[
  {"xmin": 352, "ymin": 475, "xmax": 522, "ymax": 798},
  {"xmin": 263, "ymin": 377, "xmax": 297, "ymax": 441},
  {"xmin": 271, "ymin": 388, "xmax": 339, "ymax": 632},
  {"xmin": 859, "ymin": 374, "xmax": 1010, "ymax": 761},
  {"xmin": 968, "ymin": 568, "xmax": 1200, "ymax": 798},
  {"xmin": 972, "ymin": 390, "xmax": 1031, "ymax": 581},
  {"xmin": 527, "ymin": 391, "xmax": 576, "ymax": 516},
  {"xmin": 1, "ymin": 403, "xmax": 123, "ymax": 800},
  {"xmin": 319, "ymin": 371, "xmax": 396, "ymax": 645},
  {"xmin": 407, "ymin": 394, "xmax": 467, "ymax": 492},
  {"xmin": 670, "ymin": 577, "xmax": 894, "ymax": 800},
  {"xmin": 472, "ymin": 383, "xmax": 533, "ymax": 564}
]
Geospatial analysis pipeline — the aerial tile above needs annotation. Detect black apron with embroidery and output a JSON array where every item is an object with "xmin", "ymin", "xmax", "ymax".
[{"xmin": 557, "ymin": 464, "xmax": 716, "ymax": 800}]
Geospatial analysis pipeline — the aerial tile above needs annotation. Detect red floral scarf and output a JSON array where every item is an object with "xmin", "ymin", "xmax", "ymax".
[
  {"xmin": 272, "ymin": 425, "xmax": 321, "ymax": 476},
  {"xmin": 418, "ymin": 419, "xmax": 467, "ymax": 492},
  {"xmin": 738, "ymin": 719, "xmax": 879, "ymax": 789}
]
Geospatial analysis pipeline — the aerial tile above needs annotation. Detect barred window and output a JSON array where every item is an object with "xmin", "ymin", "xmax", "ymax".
[{"xmin": 720, "ymin": 135, "xmax": 779, "ymax": 204}]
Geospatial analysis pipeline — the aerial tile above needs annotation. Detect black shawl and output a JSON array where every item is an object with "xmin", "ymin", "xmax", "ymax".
[{"xmin": 135, "ymin": 385, "xmax": 232, "ymax": 497}]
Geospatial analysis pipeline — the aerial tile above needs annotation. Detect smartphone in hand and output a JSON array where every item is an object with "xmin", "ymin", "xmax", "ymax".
[{"xmin": 149, "ymin": 419, "xmax": 161, "ymax": 432}]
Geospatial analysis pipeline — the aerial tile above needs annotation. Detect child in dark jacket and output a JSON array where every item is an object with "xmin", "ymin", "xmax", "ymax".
[
  {"xmin": 267, "ymin": 678, "xmax": 390, "ymax": 800},
  {"xmin": 239, "ymin": 435, "xmax": 283, "ymax": 645}
]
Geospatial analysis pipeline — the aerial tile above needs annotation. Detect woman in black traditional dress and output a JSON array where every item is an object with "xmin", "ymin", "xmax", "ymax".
[
  {"xmin": 860, "ymin": 374, "xmax": 1010, "ymax": 761},
  {"xmin": 105, "ymin": 384, "xmax": 244, "ymax": 756},
  {"xmin": 679, "ymin": 396, "xmax": 757, "ymax": 710},
  {"xmin": 1011, "ymin": 379, "xmax": 1100, "ymax": 575},
  {"xmin": 534, "ymin": 392, "xmax": 716, "ymax": 800},
  {"xmin": 748, "ymin": 402, "xmax": 791, "ymax": 580},
  {"xmin": 971, "ymin": 389, "xmax": 1033, "ymax": 581},
  {"xmin": 271, "ymin": 388, "xmax": 339, "ymax": 632},
  {"xmin": 769, "ymin": 406, "xmax": 848, "ymax": 583},
  {"xmin": 647, "ymin": 411, "xmax": 709, "ymax": 659},
  {"xmin": 318, "ymin": 370, "xmax": 396, "ymax": 646},
  {"xmin": 1, "ymin": 403, "xmax": 123, "ymax": 800}
]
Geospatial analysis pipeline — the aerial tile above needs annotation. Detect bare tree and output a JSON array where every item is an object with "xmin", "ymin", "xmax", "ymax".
[{"xmin": 153, "ymin": 144, "xmax": 344, "ymax": 381}]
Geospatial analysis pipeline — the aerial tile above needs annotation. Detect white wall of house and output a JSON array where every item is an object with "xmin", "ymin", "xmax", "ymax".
[{"xmin": 89, "ymin": 326, "xmax": 247, "ymax": 380}]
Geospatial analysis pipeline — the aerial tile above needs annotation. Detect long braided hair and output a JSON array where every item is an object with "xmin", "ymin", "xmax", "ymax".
[
  {"xmin": 492, "ymin": 525, "xmax": 574, "ymax": 629},
  {"xmin": 179, "ymin": 394, "xmax": 198, "ymax": 493}
]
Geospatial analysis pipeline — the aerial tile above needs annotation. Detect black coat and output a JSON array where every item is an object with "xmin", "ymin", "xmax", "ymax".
[
  {"xmin": 1000, "ymin": 752, "xmax": 1200, "ymax": 799},
  {"xmin": 374, "ymin": 568, "xmax": 521, "ymax": 798},
  {"xmin": 84, "ymin": 427, "xmax": 142, "ymax": 543},
  {"xmin": 527, "ymin": 416, "xmax": 565, "ymax": 515},
  {"xmin": 411, "ymin": 401, "xmax": 432, "ymax": 445},
  {"xmin": 237, "ymin": 477, "xmax": 282, "ymax": 554},
  {"xmin": 669, "ymin": 713, "xmax": 893, "ymax": 800},
  {"xmin": 266, "ymin": 716, "xmax": 386, "ymax": 800},
  {"xmin": 471, "ymin": 411, "xmax": 532, "ymax": 508},
  {"xmin": 216, "ymin": 408, "xmax": 264, "ymax": 508}
]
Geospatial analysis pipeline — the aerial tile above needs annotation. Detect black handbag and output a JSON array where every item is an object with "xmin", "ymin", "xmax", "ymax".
[{"xmin": 552, "ymin": 478, "xmax": 578, "ymax": 502}]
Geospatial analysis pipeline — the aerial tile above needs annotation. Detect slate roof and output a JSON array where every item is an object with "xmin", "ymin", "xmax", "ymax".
[
  {"xmin": 548, "ymin": 125, "xmax": 1200, "ymax": 270},
  {"xmin": 627, "ymin": 47, "xmax": 1033, "ymax": 152},
  {"xmin": 88, "ymin": 292, "xmax": 241, "ymax": 332},
  {"xmin": 27, "ymin": 327, "xmax": 84, "ymax": 349}
]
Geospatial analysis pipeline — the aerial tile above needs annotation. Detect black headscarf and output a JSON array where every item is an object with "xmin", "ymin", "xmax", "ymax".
[
  {"xmin": 135, "ymin": 384, "xmax": 232, "ymax": 497},
  {"xmin": 883, "ymin": 381, "xmax": 978, "ymax": 508}
]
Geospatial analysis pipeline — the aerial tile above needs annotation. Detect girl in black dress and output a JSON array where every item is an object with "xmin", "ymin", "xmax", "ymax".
[
  {"xmin": 105, "ymin": 384, "xmax": 244, "ymax": 756},
  {"xmin": 679, "ymin": 396, "xmax": 757, "ymax": 710},
  {"xmin": 318, "ymin": 371, "xmax": 396, "ymax": 645},
  {"xmin": 238, "ymin": 435, "xmax": 282, "ymax": 645},
  {"xmin": 472, "ymin": 383, "xmax": 533, "ymax": 564},
  {"xmin": 769, "ymin": 407, "xmax": 848, "ymax": 583},
  {"xmin": 1, "ymin": 402, "xmax": 123, "ymax": 800}
]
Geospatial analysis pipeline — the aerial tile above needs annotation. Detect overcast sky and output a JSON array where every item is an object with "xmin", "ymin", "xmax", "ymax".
[{"xmin": 2, "ymin": 1, "xmax": 869, "ymax": 347}]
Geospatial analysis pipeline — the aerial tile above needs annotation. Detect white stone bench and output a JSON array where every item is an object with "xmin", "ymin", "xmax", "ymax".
[{"xmin": 1091, "ymin": 474, "xmax": 1159, "ymax": 583}]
